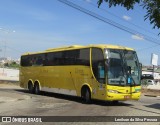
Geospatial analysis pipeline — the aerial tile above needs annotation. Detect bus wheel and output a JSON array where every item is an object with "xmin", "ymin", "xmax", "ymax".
[
  {"xmin": 84, "ymin": 88, "xmax": 91, "ymax": 103},
  {"xmin": 28, "ymin": 82, "xmax": 34, "ymax": 93},
  {"xmin": 34, "ymin": 83, "xmax": 40, "ymax": 94}
]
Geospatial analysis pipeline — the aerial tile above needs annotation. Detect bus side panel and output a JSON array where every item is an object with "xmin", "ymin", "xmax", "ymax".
[
  {"xmin": 42, "ymin": 66, "xmax": 92, "ymax": 97},
  {"xmin": 20, "ymin": 67, "xmax": 34, "ymax": 89}
]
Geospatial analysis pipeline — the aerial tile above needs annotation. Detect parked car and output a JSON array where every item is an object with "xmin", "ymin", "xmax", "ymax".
[
  {"xmin": 146, "ymin": 80, "xmax": 160, "ymax": 90},
  {"xmin": 141, "ymin": 74, "xmax": 154, "ymax": 80},
  {"xmin": 146, "ymin": 79, "xmax": 155, "ymax": 85}
]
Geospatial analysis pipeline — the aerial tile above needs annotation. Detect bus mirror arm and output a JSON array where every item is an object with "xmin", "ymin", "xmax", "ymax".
[
  {"xmin": 139, "ymin": 63, "xmax": 142, "ymax": 79},
  {"xmin": 127, "ymin": 66, "xmax": 131, "ymax": 84},
  {"xmin": 127, "ymin": 66, "xmax": 131, "ymax": 75}
]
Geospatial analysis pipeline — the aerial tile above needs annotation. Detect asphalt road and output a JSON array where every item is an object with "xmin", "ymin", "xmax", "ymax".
[{"xmin": 0, "ymin": 84, "xmax": 159, "ymax": 125}]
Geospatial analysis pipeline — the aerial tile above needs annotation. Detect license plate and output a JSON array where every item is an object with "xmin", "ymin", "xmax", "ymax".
[{"xmin": 124, "ymin": 95, "xmax": 130, "ymax": 99}]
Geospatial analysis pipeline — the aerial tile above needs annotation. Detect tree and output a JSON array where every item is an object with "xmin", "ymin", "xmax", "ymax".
[{"xmin": 97, "ymin": 0, "xmax": 160, "ymax": 32}]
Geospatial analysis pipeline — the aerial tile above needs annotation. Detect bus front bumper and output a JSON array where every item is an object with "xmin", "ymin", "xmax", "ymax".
[{"xmin": 106, "ymin": 92, "xmax": 141, "ymax": 101}]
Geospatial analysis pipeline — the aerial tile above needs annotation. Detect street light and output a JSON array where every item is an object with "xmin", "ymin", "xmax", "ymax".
[{"xmin": 0, "ymin": 27, "xmax": 15, "ymax": 75}]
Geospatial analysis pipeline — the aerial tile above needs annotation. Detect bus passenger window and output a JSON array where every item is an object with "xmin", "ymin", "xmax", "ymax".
[
  {"xmin": 92, "ymin": 48, "xmax": 105, "ymax": 83},
  {"xmin": 36, "ymin": 56, "xmax": 43, "ymax": 65},
  {"xmin": 98, "ymin": 62, "xmax": 105, "ymax": 79}
]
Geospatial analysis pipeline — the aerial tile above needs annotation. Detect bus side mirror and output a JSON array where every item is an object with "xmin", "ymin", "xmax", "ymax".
[{"xmin": 139, "ymin": 63, "xmax": 142, "ymax": 79}]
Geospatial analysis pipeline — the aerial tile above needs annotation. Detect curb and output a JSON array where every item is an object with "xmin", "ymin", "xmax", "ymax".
[{"xmin": 144, "ymin": 95, "xmax": 160, "ymax": 97}]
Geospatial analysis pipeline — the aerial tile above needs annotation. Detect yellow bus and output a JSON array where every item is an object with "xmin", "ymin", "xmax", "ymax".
[{"xmin": 20, "ymin": 44, "xmax": 141, "ymax": 103}]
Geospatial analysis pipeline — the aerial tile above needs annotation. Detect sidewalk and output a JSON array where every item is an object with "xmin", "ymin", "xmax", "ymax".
[
  {"xmin": 142, "ymin": 88, "xmax": 160, "ymax": 97},
  {"xmin": 0, "ymin": 76, "xmax": 19, "ymax": 81}
]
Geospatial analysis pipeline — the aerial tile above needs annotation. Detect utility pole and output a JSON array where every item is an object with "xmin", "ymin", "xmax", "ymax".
[
  {"xmin": 0, "ymin": 27, "xmax": 15, "ymax": 75},
  {"xmin": 2, "ymin": 40, "xmax": 6, "ymax": 74}
]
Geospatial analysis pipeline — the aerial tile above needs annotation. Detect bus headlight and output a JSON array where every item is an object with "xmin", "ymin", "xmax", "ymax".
[
  {"xmin": 135, "ymin": 88, "xmax": 141, "ymax": 92},
  {"xmin": 108, "ymin": 90, "xmax": 119, "ymax": 93}
]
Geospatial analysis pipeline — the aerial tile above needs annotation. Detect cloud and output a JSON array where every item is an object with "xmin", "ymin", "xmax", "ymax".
[
  {"xmin": 131, "ymin": 34, "xmax": 144, "ymax": 40},
  {"xmin": 122, "ymin": 15, "xmax": 131, "ymax": 21},
  {"xmin": 85, "ymin": 0, "xmax": 91, "ymax": 2}
]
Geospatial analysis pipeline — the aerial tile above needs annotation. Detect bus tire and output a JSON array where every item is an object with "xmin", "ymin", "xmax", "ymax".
[
  {"xmin": 82, "ymin": 87, "xmax": 91, "ymax": 104},
  {"xmin": 28, "ymin": 82, "xmax": 34, "ymax": 93},
  {"xmin": 34, "ymin": 83, "xmax": 40, "ymax": 95}
]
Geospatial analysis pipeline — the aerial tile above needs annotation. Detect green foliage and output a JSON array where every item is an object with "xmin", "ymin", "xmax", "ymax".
[
  {"xmin": 141, "ymin": 79, "xmax": 148, "ymax": 85},
  {"xmin": 98, "ymin": 0, "xmax": 160, "ymax": 32},
  {"xmin": 4, "ymin": 62, "xmax": 20, "ymax": 69},
  {"xmin": 143, "ymin": 0, "xmax": 160, "ymax": 29},
  {"xmin": 4, "ymin": 63, "xmax": 9, "ymax": 67},
  {"xmin": 98, "ymin": 0, "xmax": 140, "ymax": 10}
]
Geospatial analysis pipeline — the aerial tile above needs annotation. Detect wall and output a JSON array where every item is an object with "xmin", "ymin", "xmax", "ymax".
[{"xmin": 0, "ymin": 68, "xmax": 19, "ymax": 81}]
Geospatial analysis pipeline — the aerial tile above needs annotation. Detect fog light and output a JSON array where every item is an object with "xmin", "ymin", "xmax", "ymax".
[{"xmin": 108, "ymin": 90, "xmax": 118, "ymax": 93}]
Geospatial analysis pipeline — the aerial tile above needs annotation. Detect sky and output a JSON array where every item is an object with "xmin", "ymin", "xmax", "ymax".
[{"xmin": 0, "ymin": 0, "xmax": 160, "ymax": 65}]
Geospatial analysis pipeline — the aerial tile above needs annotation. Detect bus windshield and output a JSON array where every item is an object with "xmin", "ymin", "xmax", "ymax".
[{"xmin": 105, "ymin": 49, "xmax": 141, "ymax": 86}]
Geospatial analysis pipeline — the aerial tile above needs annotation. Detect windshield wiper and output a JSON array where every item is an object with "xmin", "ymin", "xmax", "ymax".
[
  {"xmin": 119, "ymin": 50, "xmax": 129, "ymax": 84},
  {"xmin": 119, "ymin": 50, "xmax": 137, "ymax": 87}
]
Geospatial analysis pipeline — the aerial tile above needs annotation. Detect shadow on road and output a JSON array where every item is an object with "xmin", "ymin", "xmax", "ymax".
[
  {"xmin": 14, "ymin": 89, "xmax": 133, "ymax": 107},
  {"xmin": 129, "ymin": 105, "xmax": 160, "ymax": 115},
  {"xmin": 145, "ymin": 103, "xmax": 160, "ymax": 110}
]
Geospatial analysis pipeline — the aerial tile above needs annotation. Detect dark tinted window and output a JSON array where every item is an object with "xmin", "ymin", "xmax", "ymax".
[
  {"xmin": 44, "ymin": 52, "xmax": 63, "ymax": 66},
  {"xmin": 92, "ymin": 48, "xmax": 105, "ymax": 83},
  {"xmin": 21, "ymin": 54, "xmax": 44, "ymax": 66},
  {"xmin": 63, "ymin": 50, "xmax": 79, "ymax": 65},
  {"xmin": 78, "ymin": 49, "xmax": 90, "ymax": 66},
  {"xmin": 21, "ymin": 56, "xmax": 30, "ymax": 66},
  {"xmin": 21, "ymin": 48, "xmax": 90, "ymax": 67},
  {"xmin": 62, "ymin": 48, "xmax": 90, "ymax": 66}
]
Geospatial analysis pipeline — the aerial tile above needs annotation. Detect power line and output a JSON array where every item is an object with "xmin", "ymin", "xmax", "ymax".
[
  {"xmin": 6, "ymin": 46, "xmax": 24, "ymax": 53},
  {"xmin": 0, "ymin": 44, "xmax": 23, "ymax": 54},
  {"xmin": 84, "ymin": 0, "xmax": 160, "ymax": 52},
  {"xmin": 85, "ymin": 0, "xmax": 159, "ymax": 37},
  {"xmin": 57, "ymin": 0, "xmax": 160, "ymax": 46}
]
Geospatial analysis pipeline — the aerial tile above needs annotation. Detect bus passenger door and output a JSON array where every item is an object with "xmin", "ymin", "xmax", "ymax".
[{"xmin": 91, "ymin": 48, "xmax": 106, "ymax": 100}]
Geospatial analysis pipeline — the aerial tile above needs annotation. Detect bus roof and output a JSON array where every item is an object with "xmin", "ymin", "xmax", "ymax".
[{"xmin": 22, "ymin": 44, "xmax": 134, "ymax": 56}]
